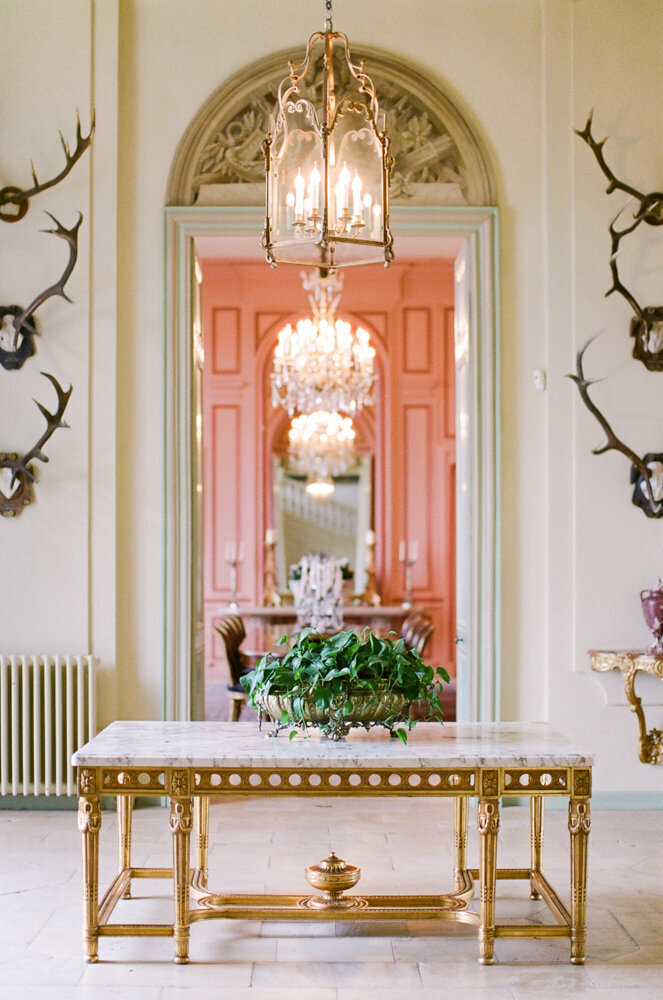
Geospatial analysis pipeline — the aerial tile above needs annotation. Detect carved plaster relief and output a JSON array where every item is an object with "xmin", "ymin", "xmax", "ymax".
[{"xmin": 168, "ymin": 48, "xmax": 494, "ymax": 209}]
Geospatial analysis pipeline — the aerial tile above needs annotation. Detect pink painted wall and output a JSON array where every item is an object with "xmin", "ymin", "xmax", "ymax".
[{"xmin": 201, "ymin": 260, "xmax": 456, "ymax": 679}]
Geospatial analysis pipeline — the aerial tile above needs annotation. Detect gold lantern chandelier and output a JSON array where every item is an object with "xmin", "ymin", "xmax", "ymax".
[
  {"xmin": 271, "ymin": 268, "xmax": 376, "ymax": 416},
  {"xmin": 262, "ymin": 0, "xmax": 394, "ymax": 272},
  {"xmin": 288, "ymin": 410, "xmax": 357, "ymax": 496}
]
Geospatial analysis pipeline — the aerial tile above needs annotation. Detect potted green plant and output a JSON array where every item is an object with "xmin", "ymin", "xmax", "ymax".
[{"xmin": 241, "ymin": 627, "xmax": 450, "ymax": 743}]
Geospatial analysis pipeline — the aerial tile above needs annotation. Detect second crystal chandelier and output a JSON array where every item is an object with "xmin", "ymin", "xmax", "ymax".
[
  {"xmin": 271, "ymin": 268, "xmax": 376, "ymax": 416},
  {"xmin": 288, "ymin": 410, "xmax": 356, "ymax": 490}
]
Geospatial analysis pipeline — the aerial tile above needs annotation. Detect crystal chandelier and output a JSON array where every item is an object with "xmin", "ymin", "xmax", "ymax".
[
  {"xmin": 271, "ymin": 268, "xmax": 376, "ymax": 416},
  {"xmin": 288, "ymin": 410, "xmax": 356, "ymax": 493},
  {"xmin": 262, "ymin": 0, "xmax": 394, "ymax": 271}
]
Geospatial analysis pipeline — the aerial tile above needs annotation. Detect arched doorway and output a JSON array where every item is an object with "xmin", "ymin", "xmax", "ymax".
[{"xmin": 164, "ymin": 48, "xmax": 500, "ymax": 725}]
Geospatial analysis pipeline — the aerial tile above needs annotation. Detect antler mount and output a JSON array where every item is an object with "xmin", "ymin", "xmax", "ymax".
[
  {"xmin": 576, "ymin": 112, "xmax": 663, "ymax": 371},
  {"xmin": 568, "ymin": 338, "xmax": 663, "ymax": 519},
  {"xmin": 0, "ymin": 373, "xmax": 73, "ymax": 517}
]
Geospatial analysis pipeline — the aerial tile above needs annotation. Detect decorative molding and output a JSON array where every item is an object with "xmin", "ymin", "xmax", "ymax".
[
  {"xmin": 164, "ymin": 205, "xmax": 500, "ymax": 724},
  {"xmin": 167, "ymin": 47, "xmax": 494, "ymax": 209}
]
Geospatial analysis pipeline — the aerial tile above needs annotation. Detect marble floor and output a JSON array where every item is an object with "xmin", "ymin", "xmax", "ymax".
[{"xmin": 1, "ymin": 797, "xmax": 663, "ymax": 999}]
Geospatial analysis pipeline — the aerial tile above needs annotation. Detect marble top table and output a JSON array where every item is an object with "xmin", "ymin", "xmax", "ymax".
[
  {"xmin": 73, "ymin": 721, "xmax": 593, "ymax": 968},
  {"xmin": 73, "ymin": 720, "xmax": 592, "ymax": 770}
]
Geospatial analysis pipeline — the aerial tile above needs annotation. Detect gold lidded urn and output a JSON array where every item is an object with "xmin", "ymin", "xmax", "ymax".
[
  {"xmin": 641, "ymin": 578, "xmax": 663, "ymax": 654},
  {"xmin": 304, "ymin": 851, "xmax": 361, "ymax": 909}
]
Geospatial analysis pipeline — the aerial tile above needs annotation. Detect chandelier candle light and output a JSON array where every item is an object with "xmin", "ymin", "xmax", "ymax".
[
  {"xmin": 262, "ymin": 0, "xmax": 394, "ymax": 271},
  {"xmin": 289, "ymin": 410, "xmax": 356, "ymax": 495},
  {"xmin": 271, "ymin": 269, "xmax": 376, "ymax": 416}
]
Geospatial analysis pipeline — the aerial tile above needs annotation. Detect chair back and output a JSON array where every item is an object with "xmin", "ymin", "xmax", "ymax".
[
  {"xmin": 410, "ymin": 618, "xmax": 435, "ymax": 657},
  {"xmin": 401, "ymin": 610, "xmax": 424, "ymax": 647},
  {"xmin": 214, "ymin": 615, "xmax": 248, "ymax": 685}
]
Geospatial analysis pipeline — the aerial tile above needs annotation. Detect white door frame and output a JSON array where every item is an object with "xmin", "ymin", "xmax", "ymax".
[{"xmin": 164, "ymin": 204, "xmax": 500, "ymax": 723}]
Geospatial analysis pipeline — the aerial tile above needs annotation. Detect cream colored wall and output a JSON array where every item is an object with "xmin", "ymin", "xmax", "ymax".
[
  {"xmin": 1, "ymin": 1, "xmax": 118, "ymax": 719},
  {"xmin": 3, "ymin": 0, "xmax": 663, "ymax": 795}
]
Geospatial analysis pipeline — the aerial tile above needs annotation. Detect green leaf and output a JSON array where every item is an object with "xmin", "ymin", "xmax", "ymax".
[
  {"xmin": 289, "ymin": 729, "xmax": 297, "ymax": 742},
  {"xmin": 395, "ymin": 728, "xmax": 408, "ymax": 745},
  {"xmin": 314, "ymin": 687, "xmax": 333, "ymax": 710}
]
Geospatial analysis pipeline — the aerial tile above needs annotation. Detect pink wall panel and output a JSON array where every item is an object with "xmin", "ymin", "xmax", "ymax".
[
  {"xmin": 212, "ymin": 308, "xmax": 241, "ymax": 373},
  {"xmin": 210, "ymin": 404, "xmax": 240, "ymax": 593},
  {"xmin": 403, "ymin": 308, "xmax": 432, "ymax": 373}
]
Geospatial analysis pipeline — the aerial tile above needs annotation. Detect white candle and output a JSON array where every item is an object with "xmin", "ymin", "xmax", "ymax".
[
  {"xmin": 309, "ymin": 163, "xmax": 320, "ymax": 214},
  {"xmin": 365, "ymin": 529, "xmax": 375, "ymax": 545},
  {"xmin": 294, "ymin": 168, "xmax": 305, "ymax": 217},
  {"xmin": 265, "ymin": 528, "xmax": 276, "ymax": 545},
  {"xmin": 398, "ymin": 540, "xmax": 406, "ymax": 562},
  {"xmin": 225, "ymin": 541, "xmax": 236, "ymax": 562},
  {"xmin": 351, "ymin": 170, "xmax": 363, "ymax": 218},
  {"xmin": 338, "ymin": 163, "xmax": 350, "ymax": 214},
  {"xmin": 372, "ymin": 202, "xmax": 382, "ymax": 239},
  {"xmin": 285, "ymin": 191, "xmax": 295, "ymax": 226},
  {"xmin": 409, "ymin": 540, "xmax": 418, "ymax": 562},
  {"xmin": 363, "ymin": 192, "xmax": 372, "ymax": 227},
  {"xmin": 237, "ymin": 542, "xmax": 244, "ymax": 563}
]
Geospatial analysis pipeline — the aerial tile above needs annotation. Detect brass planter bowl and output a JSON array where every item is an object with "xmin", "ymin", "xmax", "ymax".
[{"xmin": 255, "ymin": 687, "xmax": 410, "ymax": 739}]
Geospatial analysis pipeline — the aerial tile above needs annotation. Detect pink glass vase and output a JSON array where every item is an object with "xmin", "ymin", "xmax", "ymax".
[{"xmin": 641, "ymin": 580, "xmax": 663, "ymax": 654}]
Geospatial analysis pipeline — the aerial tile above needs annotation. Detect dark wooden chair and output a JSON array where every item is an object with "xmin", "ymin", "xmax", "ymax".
[
  {"xmin": 410, "ymin": 617, "xmax": 435, "ymax": 657},
  {"xmin": 400, "ymin": 610, "xmax": 424, "ymax": 647},
  {"xmin": 214, "ymin": 615, "xmax": 251, "ymax": 721}
]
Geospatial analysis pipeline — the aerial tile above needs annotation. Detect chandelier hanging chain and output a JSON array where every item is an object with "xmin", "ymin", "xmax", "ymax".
[{"xmin": 324, "ymin": 0, "xmax": 333, "ymax": 33}]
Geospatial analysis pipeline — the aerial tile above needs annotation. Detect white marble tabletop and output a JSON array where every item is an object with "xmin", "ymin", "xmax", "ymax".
[{"xmin": 72, "ymin": 721, "xmax": 593, "ymax": 770}]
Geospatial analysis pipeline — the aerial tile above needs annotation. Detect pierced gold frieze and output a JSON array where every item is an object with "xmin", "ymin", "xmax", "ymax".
[
  {"xmin": 101, "ymin": 768, "xmax": 166, "ymax": 793},
  {"xmin": 192, "ymin": 766, "xmax": 477, "ymax": 795},
  {"xmin": 503, "ymin": 769, "xmax": 568, "ymax": 793}
]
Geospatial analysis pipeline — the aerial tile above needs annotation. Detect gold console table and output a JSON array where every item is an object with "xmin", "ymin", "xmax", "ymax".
[
  {"xmin": 590, "ymin": 649, "xmax": 663, "ymax": 764},
  {"xmin": 73, "ymin": 721, "xmax": 592, "ymax": 966}
]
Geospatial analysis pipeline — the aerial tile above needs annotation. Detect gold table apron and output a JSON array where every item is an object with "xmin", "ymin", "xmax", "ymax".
[{"xmin": 72, "ymin": 721, "xmax": 592, "ymax": 965}]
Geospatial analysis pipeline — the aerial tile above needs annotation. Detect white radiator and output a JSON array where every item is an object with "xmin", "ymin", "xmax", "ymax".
[{"xmin": 0, "ymin": 655, "xmax": 97, "ymax": 797}]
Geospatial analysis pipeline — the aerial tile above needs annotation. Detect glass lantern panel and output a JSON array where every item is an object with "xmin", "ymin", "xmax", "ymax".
[
  {"xmin": 270, "ymin": 100, "xmax": 323, "ymax": 249},
  {"xmin": 327, "ymin": 102, "xmax": 385, "ymax": 245}
]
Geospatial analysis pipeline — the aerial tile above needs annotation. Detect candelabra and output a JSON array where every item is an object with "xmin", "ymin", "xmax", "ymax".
[
  {"xmin": 224, "ymin": 541, "xmax": 243, "ymax": 610},
  {"xmin": 262, "ymin": 531, "xmax": 281, "ymax": 607},
  {"xmin": 398, "ymin": 540, "xmax": 418, "ymax": 609},
  {"xmin": 292, "ymin": 554, "xmax": 344, "ymax": 632},
  {"xmin": 360, "ymin": 530, "xmax": 381, "ymax": 606}
]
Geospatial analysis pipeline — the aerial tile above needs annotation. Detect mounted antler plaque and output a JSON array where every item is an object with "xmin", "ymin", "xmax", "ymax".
[
  {"xmin": 575, "ymin": 112, "xmax": 663, "ymax": 371},
  {"xmin": 0, "ymin": 212, "xmax": 82, "ymax": 370},
  {"xmin": 568, "ymin": 337, "xmax": 662, "ymax": 518},
  {"xmin": 0, "ymin": 372, "xmax": 72, "ymax": 517},
  {"xmin": 0, "ymin": 112, "xmax": 94, "ymax": 223}
]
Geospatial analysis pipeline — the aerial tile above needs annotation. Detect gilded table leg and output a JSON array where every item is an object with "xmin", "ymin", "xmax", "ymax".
[
  {"xmin": 477, "ymin": 797, "xmax": 500, "ymax": 965},
  {"xmin": 170, "ymin": 796, "xmax": 193, "ymax": 964},
  {"xmin": 117, "ymin": 794, "xmax": 134, "ymax": 898},
  {"xmin": 569, "ymin": 796, "xmax": 590, "ymax": 965},
  {"xmin": 529, "ymin": 795, "xmax": 544, "ymax": 899},
  {"xmin": 194, "ymin": 796, "xmax": 210, "ymax": 888},
  {"xmin": 454, "ymin": 796, "xmax": 469, "ymax": 890},
  {"xmin": 78, "ymin": 793, "xmax": 102, "ymax": 962}
]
